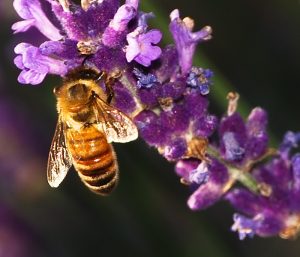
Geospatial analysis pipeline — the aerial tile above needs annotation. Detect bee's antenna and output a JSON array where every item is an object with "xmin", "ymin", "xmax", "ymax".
[
  {"xmin": 95, "ymin": 71, "xmax": 107, "ymax": 83},
  {"xmin": 81, "ymin": 55, "xmax": 90, "ymax": 67}
]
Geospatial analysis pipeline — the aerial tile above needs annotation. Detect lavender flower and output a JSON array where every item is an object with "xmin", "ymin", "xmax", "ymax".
[
  {"xmin": 14, "ymin": 42, "xmax": 68, "ymax": 84},
  {"xmin": 225, "ymin": 132, "xmax": 300, "ymax": 239},
  {"xmin": 12, "ymin": 0, "xmax": 62, "ymax": 40},
  {"xmin": 126, "ymin": 27, "xmax": 162, "ymax": 66},
  {"xmin": 12, "ymin": 0, "xmax": 300, "ymax": 241},
  {"xmin": 169, "ymin": 9, "xmax": 212, "ymax": 75}
]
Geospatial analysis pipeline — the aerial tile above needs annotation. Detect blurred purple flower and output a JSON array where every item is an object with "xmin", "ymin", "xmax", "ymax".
[
  {"xmin": 226, "ymin": 131, "xmax": 300, "ymax": 239},
  {"xmin": 12, "ymin": 0, "xmax": 62, "ymax": 40},
  {"xmin": 219, "ymin": 107, "xmax": 269, "ymax": 164}
]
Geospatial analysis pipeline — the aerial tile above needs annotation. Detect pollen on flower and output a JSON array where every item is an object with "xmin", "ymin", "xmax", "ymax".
[
  {"xmin": 133, "ymin": 68, "xmax": 158, "ymax": 89},
  {"xmin": 186, "ymin": 67, "xmax": 214, "ymax": 95}
]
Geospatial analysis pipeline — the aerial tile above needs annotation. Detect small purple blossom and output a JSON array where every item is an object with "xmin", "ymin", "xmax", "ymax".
[
  {"xmin": 169, "ymin": 9, "xmax": 212, "ymax": 75},
  {"xmin": 231, "ymin": 213, "xmax": 258, "ymax": 240},
  {"xmin": 14, "ymin": 43, "xmax": 67, "ymax": 85},
  {"xmin": 126, "ymin": 27, "xmax": 162, "ymax": 66},
  {"xmin": 219, "ymin": 108, "xmax": 268, "ymax": 164}
]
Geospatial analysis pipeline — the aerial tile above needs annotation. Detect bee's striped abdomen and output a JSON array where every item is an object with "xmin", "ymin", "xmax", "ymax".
[{"xmin": 66, "ymin": 126, "xmax": 118, "ymax": 195}]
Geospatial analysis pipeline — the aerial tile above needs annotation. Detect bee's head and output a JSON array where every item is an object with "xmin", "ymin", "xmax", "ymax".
[
  {"xmin": 54, "ymin": 81, "xmax": 93, "ymax": 111},
  {"xmin": 67, "ymin": 83, "xmax": 89, "ymax": 101}
]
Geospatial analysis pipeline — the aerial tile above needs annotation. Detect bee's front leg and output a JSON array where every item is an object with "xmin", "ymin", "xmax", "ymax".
[{"xmin": 104, "ymin": 71, "xmax": 121, "ymax": 104}]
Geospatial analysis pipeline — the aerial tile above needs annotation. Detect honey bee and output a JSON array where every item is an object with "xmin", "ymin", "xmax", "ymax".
[{"xmin": 47, "ymin": 67, "xmax": 138, "ymax": 195}]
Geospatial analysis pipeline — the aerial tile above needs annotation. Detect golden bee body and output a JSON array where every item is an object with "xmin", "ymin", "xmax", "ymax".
[
  {"xmin": 66, "ymin": 123, "xmax": 118, "ymax": 195},
  {"xmin": 47, "ymin": 68, "xmax": 138, "ymax": 195}
]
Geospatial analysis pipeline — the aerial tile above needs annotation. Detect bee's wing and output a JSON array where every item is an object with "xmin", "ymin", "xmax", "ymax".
[
  {"xmin": 92, "ymin": 97, "xmax": 138, "ymax": 143},
  {"xmin": 47, "ymin": 115, "xmax": 72, "ymax": 188}
]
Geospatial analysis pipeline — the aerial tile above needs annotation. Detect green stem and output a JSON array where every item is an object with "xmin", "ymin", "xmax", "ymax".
[
  {"xmin": 207, "ymin": 146, "xmax": 260, "ymax": 194},
  {"xmin": 227, "ymin": 166, "xmax": 259, "ymax": 194}
]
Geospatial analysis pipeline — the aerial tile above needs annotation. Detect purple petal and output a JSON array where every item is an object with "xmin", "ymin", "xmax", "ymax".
[
  {"xmin": 113, "ymin": 82, "xmax": 137, "ymax": 114},
  {"xmin": 187, "ymin": 159, "xmax": 229, "ymax": 210},
  {"xmin": 255, "ymin": 214, "xmax": 283, "ymax": 237},
  {"xmin": 125, "ymin": 36, "xmax": 140, "ymax": 62},
  {"xmin": 225, "ymin": 188, "xmax": 263, "ymax": 216},
  {"xmin": 175, "ymin": 159, "xmax": 200, "ymax": 182},
  {"xmin": 14, "ymin": 43, "xmax": 68, "ymax": 85},
  {"xmin": 152, "ymin": 45, "xmax": 179, "ymax": 82},
  {"xmin": 11, "ymin": 19, "xmax": 35, "ymax": 33},
  {"xmin": 13, "ymin": 0, "xmax": 62, "ymax": 40},
  {"xmin": 192, "ymin": 114, "xmax": 218, "ymax": 138},
  {"xmin": 50, "ymin": 0, "xmax": 117, "ymax": 40},
  {"xmin": 292, "ymin": 154, "xmax": 300, "ymax": 192},
  {"xmin": 279, "ymin": 131, "xmax": 300, "ymax": 160},
  {"xmin": 158, "ymin": 80, "xmax": 186, "ymax": 100},
  {"xmin": 222, "ymin": 132, "xmax": 245, "ymax": 161},
  {"xmin": 13, "ymin": 0, "xmax": 35, "ymax": 19},
  {"xmin": 133, "ymin": 110, "xmax": 167, "ymax": 146},
  {"xmin": 219, "ymin": 113, "xmax": 247, "ymax": 162},
  {"xmin": 140, "ymin": 29, "xmax": 162, "ymax": 44},
  {"xmin": 232, "ymin": 213, "xmax": 282, "ymax": 239},
  {"xmin": 163, "ymin": 138, "xmax": 187, "ymax": 161},
  {"xmin": 14, "ymin": 42, "xmax": 31, "ymax": 54},
  {"xmin": 169, "ymin": 9, "xmax": 212, "ymax": 74},
  {"xmin": 107, "ymin": 4, "xmax": 137, "ymax": 31},
  {"xmin": 126, "ymin": 27, "xmax": 162, "ymax": 66},
  {"xmin": 102, "ymin": 0, "xmax": 138, "ymax": 46},
  {"xmin": 40, "ymin": 40, "xmax": 79, "ymax": 60},
  {"xmin": 187, "ymin": 181, "xmax": 223, "ymax": 210},
  {"xmin": 253, "ymin": 158, "xmax": 291, "ymax": 201},
  {"xmin": 125, "ymin": 0, "xmax": 139, "ymax": 9},
  {"xmin": 245, "ymin": 108, "xmax": 269, "ymax": 159},
  {"xmin": 231, "ymin": 213, "xmax": 257, "ymax": 240},
  {"xmin": 14, "ymin": 55, "xmax": 25, "ymax": 69},
  {"xmin": 141, "ymin": 44, "xmax": 162, "ymax": 60},
  {"xmin": 160, "ymin": 105, "xmax": 190, "ymax": 134},
  {"xmin": 184, "ymin": 91, "xmax": 209, "ymax": 119},
  {"xmin": 189, "ymin": 161, "xmax": 209, "ymax": 185},
  {"xmin": 18, "ymin": 69, "xmax": 47, "ymax": 85},
  {"xmin": 134, "ymin": 54, "xmax": 152, "ymax": 67}
]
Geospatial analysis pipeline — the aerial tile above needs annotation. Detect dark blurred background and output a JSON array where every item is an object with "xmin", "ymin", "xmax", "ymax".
[{"xmin": 0, "ymin": 0, "xmax": 300, "ymax": 256}]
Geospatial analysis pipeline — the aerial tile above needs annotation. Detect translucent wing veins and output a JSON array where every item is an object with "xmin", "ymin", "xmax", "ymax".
[
  {"xmin": 47, "ymin": 115, "xmax": 72, "ymax": 188},
  {"xmin": 92, "ymin": 96, "xmax": 138, "ymax": 143}
]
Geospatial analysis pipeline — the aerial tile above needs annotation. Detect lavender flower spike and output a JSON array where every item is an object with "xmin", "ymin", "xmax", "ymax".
[
  {"xmin": 169, "ymin": 9, "xmax": 212, "ymax": 75},
  {"xmin": 12, "ymin": 0, "xmax": 62, "ymax": 41}
]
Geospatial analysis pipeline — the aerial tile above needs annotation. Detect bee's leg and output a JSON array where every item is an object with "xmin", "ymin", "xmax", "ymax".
[
  {"xmin": 104, "ymin": 72, "xmax": 120, "ymax": 103},
  {"xmin": 104, "ymin": 80, "xmax": 114, "ymax": 104}
]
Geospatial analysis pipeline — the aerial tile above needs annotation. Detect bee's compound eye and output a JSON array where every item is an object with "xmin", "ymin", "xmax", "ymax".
[
  {"xmin": 79, "ymin": 69, "xmax": 100, "ymax": 81},
  {"xmin": 68, "ymin": 83, "xmax": 88, "ymax": 100},
  {"xmin": 53, "ymin": 87, "xmax": 58, "ymax": 95}
]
